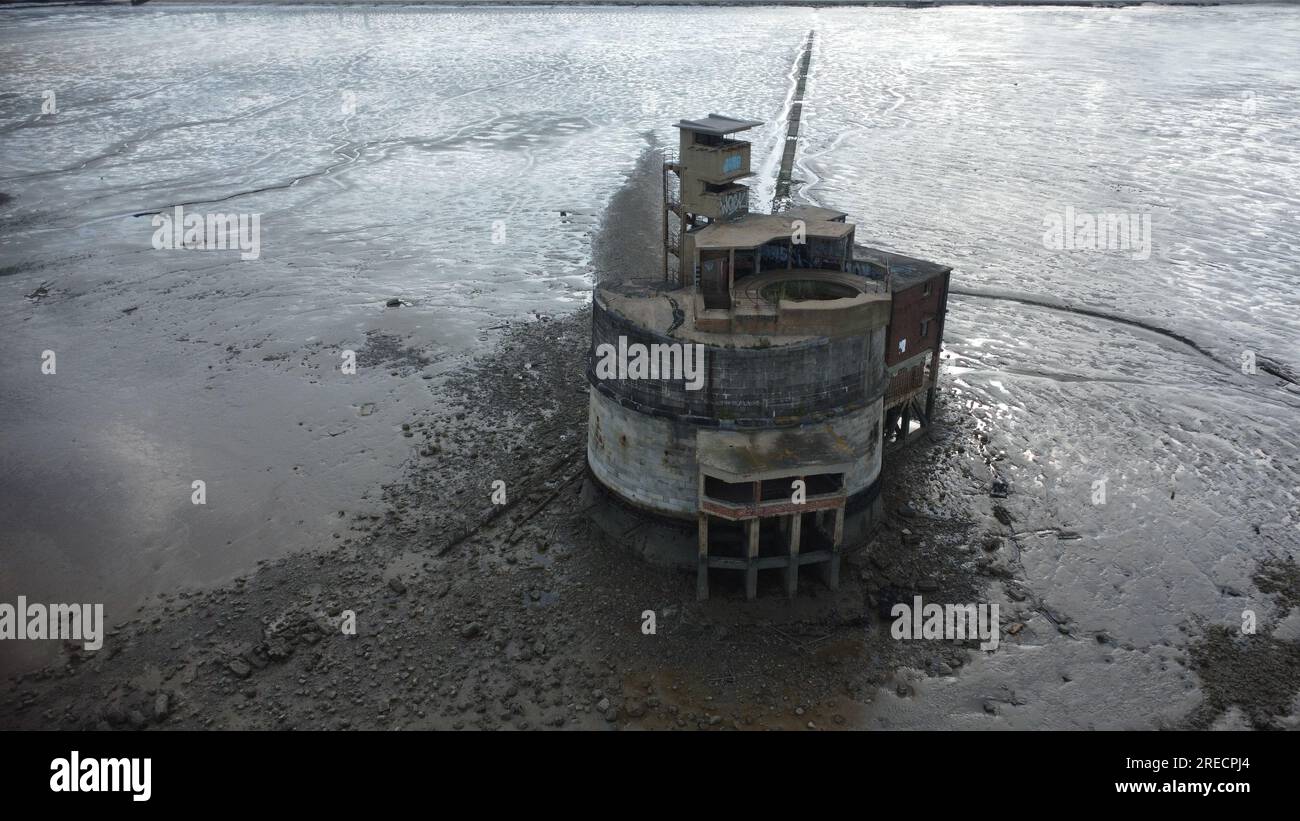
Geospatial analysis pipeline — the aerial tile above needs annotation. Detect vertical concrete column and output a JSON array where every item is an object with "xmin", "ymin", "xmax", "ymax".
[
  {"xmin": 745, "ymin": 519, "xmax": 760, "ymax": 600},
  {"xmin": 827, "ymin": 506, "xmax": 845, "ymax": 590},
  {"xmin": 697, "ymin": 513, "xmax": 710, "ymax": 601},
  {"xmin": 785, "ymin": 513, "xmax": 801, "ymax": 598}
]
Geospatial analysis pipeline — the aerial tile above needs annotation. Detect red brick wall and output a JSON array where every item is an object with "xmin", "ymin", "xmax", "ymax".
[{"xmin": 884, "ymin": 273, "xmax": 948, "ymax": 368}]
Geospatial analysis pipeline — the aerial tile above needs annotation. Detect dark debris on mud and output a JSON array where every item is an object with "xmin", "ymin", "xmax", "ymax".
[
  {"xmin": 1, "ymin": 307, "xmax": 1017, "ymax": 731},
  {"xmin": 355, "ymin": 330, "xmax": 433, "ymax": 374},
  {"xmin": 1186, "ymin": 624, "xmax": 1300, "ymax": 730},
  {"xmin": 1252, "ymin": 556, "xmax": 1300, "ymax": 617},
  {"xmin": 1178, "ymin": 555, "xmax": 1300, "ymax": 729},
  {"xmin": 5, "ymin": 303, "xmax": 1294, "ymax": 730},
  {"xmin": 12, "ymin": 269, "xmax": 1288, "ymax": 732}
]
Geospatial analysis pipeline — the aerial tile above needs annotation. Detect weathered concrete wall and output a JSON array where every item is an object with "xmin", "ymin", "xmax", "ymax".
[
  {"xmin": 588, "ymin": 391, "xmax": 700, "ymax": 518},
  {"xmin": 587, "ymin": 387, "xmax": 883, "ymax": 520},
  {"xmin": 591, "ymin": 300, "xmax": 887, "ymax": 424},
  {"xmin": 855, "ymin": 396, "xmax": 885, "ymax": 497}
]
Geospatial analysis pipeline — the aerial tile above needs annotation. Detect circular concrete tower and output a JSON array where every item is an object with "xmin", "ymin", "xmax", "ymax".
[{"xmin": 585, "ymin": 114, "xmax": 946, "ymax": 600}]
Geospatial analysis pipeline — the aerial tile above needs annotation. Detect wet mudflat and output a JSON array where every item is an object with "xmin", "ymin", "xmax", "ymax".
[
  {"xmin": 2, "ymin": 5, "xmax": 1299, "ymax": 727},
  {"xmin": 0, "ymin": 309, "xmax": 1015, "ymax": 731},
  {"xmin": 4, "ymin": 302, "xmax": 1291, "ymax": 731}
]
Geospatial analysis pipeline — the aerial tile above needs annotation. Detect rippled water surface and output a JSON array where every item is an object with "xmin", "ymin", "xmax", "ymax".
[{"xmin": 2, "ymin": 4, "xmax": 1298, "ymax": 722}]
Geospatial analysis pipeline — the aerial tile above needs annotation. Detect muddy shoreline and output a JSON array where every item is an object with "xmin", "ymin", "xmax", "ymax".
[
  {"xmin": 3, "ymin": 2, "xmax": 1297, "ymax": 723},
  {"xmin": 5, "ymin": 301, "xmax": 1294, "ymax": 729},
  {"xmin": 5, "ymin": 131, "xmax": 1299, "ymax": 728},
  {"xmin": 0, "ymin": 305, "xmax": 978, "ymax": 730}
]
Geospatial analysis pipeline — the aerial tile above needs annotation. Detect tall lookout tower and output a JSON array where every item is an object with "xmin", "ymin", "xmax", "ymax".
[{"xmin": 585, "ymin": 114, "xmax": 951, "ymax": 601}]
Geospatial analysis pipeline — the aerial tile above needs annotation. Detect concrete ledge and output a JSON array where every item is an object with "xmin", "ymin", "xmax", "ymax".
[{"xmin": 582, "ymin": 464, "xmax": 884, "ymax": 572}]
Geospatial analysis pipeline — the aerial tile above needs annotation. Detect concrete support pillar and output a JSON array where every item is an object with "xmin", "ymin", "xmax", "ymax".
[
  {"xmin": 697, "ymin": 513, "xmax": 709, "ymax": 601},
  {"xmin": 745, "ymin": 519, "xmax": 759, "ymax": 601},
  {"xmin": 827, "ymin": 506, "xmax": 845, "ymax": 590},
  {"xmin": 785, "ymin": 513, "xmax": 801, "ymax": 598}
]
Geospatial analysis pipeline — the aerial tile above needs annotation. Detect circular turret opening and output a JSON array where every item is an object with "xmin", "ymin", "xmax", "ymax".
[{"xmin": 760, "ymin": 279, "xmax": 859, "ymax": 303}]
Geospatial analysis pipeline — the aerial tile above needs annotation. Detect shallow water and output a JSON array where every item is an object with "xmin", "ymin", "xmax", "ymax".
[{"xmin": 1, "ymin": 4, "xmax": 1297, "ymax": 725}]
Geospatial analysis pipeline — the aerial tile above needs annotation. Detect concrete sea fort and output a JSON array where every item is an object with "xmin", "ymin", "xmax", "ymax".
[{"xmin": 584, "ymin": 114, "xmax": 952, "ymax": 601}]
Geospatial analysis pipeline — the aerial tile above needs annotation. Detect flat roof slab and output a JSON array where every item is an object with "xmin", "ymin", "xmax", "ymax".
[
  {"xmin": 694, "ymin": 213, "xmax": 854, "ymax": 250},
  {"xmin": 674, "ymin": 114, "xmax": 764, "ymax": 136}
]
